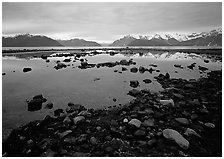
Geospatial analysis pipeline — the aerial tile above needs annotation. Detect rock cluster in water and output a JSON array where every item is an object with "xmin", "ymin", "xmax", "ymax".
[{"xmin": 2, "ymin": 70, "xmax": 221, "ymax": 157}]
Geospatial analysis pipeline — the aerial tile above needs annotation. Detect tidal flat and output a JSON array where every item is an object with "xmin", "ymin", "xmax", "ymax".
[{"xmin": 2, "ymin": 48, "xmax": 222, "ymax": 156}]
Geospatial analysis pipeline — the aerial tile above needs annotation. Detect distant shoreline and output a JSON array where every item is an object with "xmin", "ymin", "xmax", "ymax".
[{"xmin": 2, "ymin": 47, "xmax": 222, "ymax": 56}]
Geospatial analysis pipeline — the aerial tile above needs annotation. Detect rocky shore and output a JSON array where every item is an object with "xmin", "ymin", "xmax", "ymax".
[{"xmin": 2, "ymin": 69, "xmax": 222, "ymax": 157}]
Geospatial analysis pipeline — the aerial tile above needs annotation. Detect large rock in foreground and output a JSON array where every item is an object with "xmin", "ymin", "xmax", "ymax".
[{"xmin": 163, "ymin": 128, "xmax": 189, "ymax": 150}]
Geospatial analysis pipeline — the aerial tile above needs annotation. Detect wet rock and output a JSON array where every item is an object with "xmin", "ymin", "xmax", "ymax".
[
  {"xmin": 128, "ymin": 119, "xmax": 142, "ymax": 128},
  {"xmin": 134, "ymin": 129, "xmax": 146, "ymax": 137},
  {"xmin": 173, "ymin": 93, "xmax": 184, "ymax": 100},
  {"xmin": 63, "ymin": 59, "xmax": 71, "ymax": 62},
  {"xmin": 198, "ymin": 66, "xmax": 208, "ymax": 72},
  {"xmin": 199, "ymin": 108, "xmax": 209, "ymax": 114},
  {"xmin": 143, "ymin": 119, "xmax": 154, "ymax": 127},
  {"xmin": 149, "ymin": 64, "xmax": 157, "ymax": 67},
  {"xmin": 184, "ymin": 128, "xmax": 201, "ymax": 137},
  {"xmin": 143, "ymin": 79, "xmax": 152, "ymax": 84},
  {"xmin": 41, "ymin": 55, "xmax": 48, "ymax": 60},
  {"xmin": 66, "ymin": 152, "xmax": 90, "ymax": 157},
  {"xmin": 54, "ymin": 62, "xmax": 67, "ymax": 70},
  {"xmin": 93, "ymin": 78, "xmax": 100, "ymax": 81},
  {"xmin": 147, "ymin": 138, "xmax": 157, "ymax": 147},
  {"xmin": 190, "ymin": 114, "xmax": 198, "ymax": 120},
  {"xmin": 120, "ymin": 59, "xmax": 129, "ymax": 65},
  {"xmin": 73, "ymin": 116, "xmax": 85, "ymax": 124},
  {"xmin": 41, "ymin": 149, "xmax": 57, "ymax": 157},
  {"xmin": 139, "ymin": 66, "xmax": 146, "ymax": 73},
  {"xmin": 77, "ymin": 134, "xmax": 88, "ymax": 143},
  {"xmin": 63, "ymin": 116, "xmax": 71, "ymax": 124},
  {"xmin": 122, "ymin": 67, "xmax": 127, "ymax": 71},
  {"xmin": 165, "ymin": 73, "xmax": 170, "ymax": 79},
  {"xmin": 63, "ymin": 136, "xmax": 77, "ymax": 145},
  {"xmin": 130, "ymin": 80, "xmax": 139, "ymax": 88},
  {"xmin": 160, "ymin": 99, "xmax": 174, "ymax": 107},
  {"xmin": 45, "ymin": 103, "xmax": 53, "ymax": 109},
  {"xmin": 58, "ymin": 130, "xmax": 72, "ymax": 139},
  {"xmin": 175, "ymin": 118, "xmax": 189, "ymax": 125},
  {"xmin": 78, "ymin": 110, "xmax": 91, "ymax": 117},
  {"xmin": 174, "ymin": 64, "xmax": 183, "ymax": 69},
  {"xmin": 204, "ymin": 122, "xmax": 215, "ymax": 128},
  {"xmin": 54, "ymin": 109, "xmax": 64, "ymax": 117},
  {"xmin": 187, "ymin": 63, "xmax": 196, "ymax": 70},
  {"xmin": 128, "ymin": 89, "xmax": 141, "ymax": 97},
  {"xmin": 27, "ymin": 99, "xmax": 43, "ymax": 112},
  {"xmin": 204, "ymin": 59, "xmax": 209, "ymax": 63},
  {"xmin": 163, "ymin": 129, "xmax": 189, "ymax": 150},
  {"xmin": 90, "ymin": 137, "xmax": 98, "ymax": 145},
  {"xmin": 130, "ymin": 67, "xmax": 138, "ymax": 73},
  {"xmin": 23, "ymin": 67, "xmax": 32, "ymax": 73}
]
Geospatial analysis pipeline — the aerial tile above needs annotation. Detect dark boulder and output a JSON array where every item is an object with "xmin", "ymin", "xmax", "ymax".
[
  {"xmin": 122, "ymin": 67, "xmax": 127, "ymax": 71},
  {"xmin": 130, "ymin": 80, "xmax": 139, "ymax": 88},
  {"xmin": 63, "ymin": 59, "xmax": 71, "ymax": 62},
  {"xmin": 139, "ymin": 66, "xmax": 146, "ymax": 73},
  {"xmin": 54, "ymin": 109, "xmax": 64, "ymax": 117},
  {"xmin": 27, "ymin": 99, "xmax": 42, "ymax": 111},
  {"xmin": 143, "ymin": 79, "xmax": 152, "ymax": 83},
  {"xmin": 23, "ymin": 68, "xmax": 32, "ymax": 73},
  {"xmin": 130, "ymin": 67, "xmax": 138, "ymax": 73}
]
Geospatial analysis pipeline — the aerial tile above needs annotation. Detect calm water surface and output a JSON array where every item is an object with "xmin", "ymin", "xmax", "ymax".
[{"xmin": 2, "ymin": 51, "xmax": 222, "ymax": 138}]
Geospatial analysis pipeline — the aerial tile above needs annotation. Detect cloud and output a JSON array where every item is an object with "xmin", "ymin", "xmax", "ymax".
[{"xmin": 2, "ymin": 2, "xmax": 222, "ymax": 42}]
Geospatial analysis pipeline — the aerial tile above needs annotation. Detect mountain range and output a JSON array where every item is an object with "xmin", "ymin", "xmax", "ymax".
[
  {"xmin": 2, "ymin": 28, "xmax": 222, "ymax": 47},
  {"xmin": 112, "ymin": 28, "xmax": 222, "ymax": 46}
]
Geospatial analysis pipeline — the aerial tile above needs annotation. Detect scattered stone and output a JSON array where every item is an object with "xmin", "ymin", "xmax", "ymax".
[
  {"xmin": 160, "ymin": 99, "xmax": 174, "ymax": 107},
  {"xmin": 139, "ymin": 66, "xmax": 146, "ymax": 73},
  {"xmin": 63, "ymin": 116, "xmax": 71, "ymax": 124},
  {"xmin": 134, "ymin": 129, "xmax": 146, "ymax": 137},
  {"xmin": 204, "ymin": 59, "xmax": 209, "ymax": 63},
  {"xmin": 93, "ymin": 78, "xmax": 100, "ymax": 81},
  {"xmin": 46, "ymin": 59, "xmax": 50, "ymax": 63},
  {"xmin": 143, "ymin": 119, "xmax": 154, "ymax": 127},
  {"xmin": 174, "ymin": 64, "xmax": 183, "ymax": 69},
  {"xmin": 143, "ymin": 79, "xmax": 152, "ymax": 84},
  {"xmin": 73, "ymin": 116, "xmax": 85, "ymax": 124},
  {"xmin": 198, "ymin": 66, "xmax": 208, "ymax": 72},
  {"xmin": 123, "ymin": 118, "xmax": 128, "ymax": 123},
  {"xmin": 130, "ymin": 67, "xmax": 138, "ymax": 73},
  {"xmin": 204, "ymin": 123, "xmax": 215, "ymax": 128},
  {"xmin": 54, "ymin": 62, "xmax": 67, "ymax": 70},
  {"xmin": 58, "ymin": 130, "xmax": 72, "ymax": 139},
  {"xmin": 122, "ymin": 67, "xmax": 127, "ymax": 71},
  {"xmin": 41, "ymin": 149, "xmax": 57, "ymax": 157},
  {"xmin": 128, "ymin": 119, "xmax": 142, "ymax": 128},
  {"xmin": 130, "ymin": 80, "xmax": 139, "ymax": 88},
  {"xmin": 128, "ymin": 89, "xmax": 141, "ymax": 97},
  {"xmin": 90, "ymin": 137, "xmax": 98, "ymax": 145},
  {"xmin": 163, "ymin": 129, "xmax": 189, "ymax": 150},
  {"xmin": 45, "ymin": 102, "xmax": 53, "ymax": 109},
  {"xmin": 184, "ymin": 128, "xmax": 201, "ymax": 138},
  {"xmin": 187, "ymin": 63, "xmax": 196, "ymax": 70},
  {"xmin": 147, "ymin": 139, "xmax": 157, "ymax": 147},
  {"xmin": 175, "ymin": 118, "xmax": 189, "ymax": 125},
  {"xmin": 2, "ymin": 73, "xmax": 6, "ymax": 75},
  {"xmin": 23, "ymin": 67, "xmax": 32, "ymax": 73},
  {"xmin": 54, "ymin": 109, "xmax": 64, "ymax": 116}
]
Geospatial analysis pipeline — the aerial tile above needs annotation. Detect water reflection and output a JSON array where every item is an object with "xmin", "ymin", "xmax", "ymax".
[{"xmin": 2, "ymin": 51, "xmax": 222, "ymax": 135}]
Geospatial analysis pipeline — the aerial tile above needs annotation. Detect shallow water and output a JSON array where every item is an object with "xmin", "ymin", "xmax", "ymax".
[{"xmin": 2, "ymin": 51, "xmax": 222, "ymax": 137}]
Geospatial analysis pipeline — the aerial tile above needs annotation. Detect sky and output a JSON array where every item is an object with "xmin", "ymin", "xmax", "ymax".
[{"xmin": 2, "ymin": 2, "xmax": 222, "ymax": 43}]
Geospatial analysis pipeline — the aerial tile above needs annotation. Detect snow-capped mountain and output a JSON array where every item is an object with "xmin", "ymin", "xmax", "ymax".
[{"xmin": 112, "ymin": 28, "xmax": 222, "ymax": 46}]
